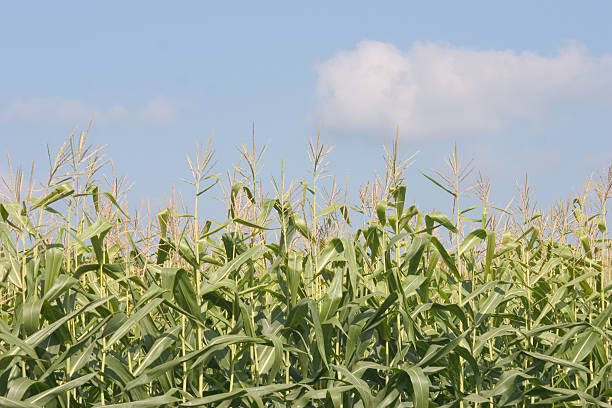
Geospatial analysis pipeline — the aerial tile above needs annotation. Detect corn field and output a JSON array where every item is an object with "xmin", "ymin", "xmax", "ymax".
[{"xmin": 1, "ymin": 128, "xmax": 611, "ymax": 407}]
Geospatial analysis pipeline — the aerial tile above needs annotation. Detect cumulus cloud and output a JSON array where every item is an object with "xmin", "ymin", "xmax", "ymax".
[
  {"xmin": 0, "ymin": 96, "xmax": 179, "ymax": 126},
  {"xmin": 314, "ymin": 41, "xmax": 612, "ymax": 138}
]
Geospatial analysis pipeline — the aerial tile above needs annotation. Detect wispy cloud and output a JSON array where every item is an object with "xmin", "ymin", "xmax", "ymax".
[
  {"xmin": 314, "ymin": 41, "xmax": 612, "ymax": 138},
  {"xmin": 136, "ymin": 96, "xmax": 178, "ymax": 125},
  {"xmin": 0, "ymin": 96, "xmax": 179, "ymax": 126}
]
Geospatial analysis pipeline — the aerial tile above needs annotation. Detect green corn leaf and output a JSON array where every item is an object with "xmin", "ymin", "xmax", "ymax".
[
  {"xmin": 26, "ymin": 373, "xmax": 96, "ymax": 405},
  {"xmin": 105, "ymin": 298, "xmax": 164, "ymax": 349},
  {"xmin": 308, "ymin": 300, "xmax": 327, "ymax": 366},
  {"xmin": 0, "ymin": 396, "xmax": 39, "ymax": 408},
  {"xmin": 133, "ymin": 326, "xmax": 180, "ymax": 375},
  {"xmin": 402, "ymin": 366, "xmax": 430, "ymax": 408}
]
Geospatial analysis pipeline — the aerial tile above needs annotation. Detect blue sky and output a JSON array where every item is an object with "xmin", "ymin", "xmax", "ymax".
[{"xmin": 1, "ymin": 1, "xmax": 611, "ymax": 219}]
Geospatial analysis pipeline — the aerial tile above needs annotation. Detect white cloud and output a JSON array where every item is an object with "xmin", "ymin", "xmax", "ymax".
[
  {"xmin": 136, "ymin": 96, "xmax": 178, "ymax": 125},
  {"xmin": 0, "ymin": 97, "xmax": 179, "ymax": 126},
  {"xmin": 106, "ymin": 104, "xmax": 130, "ymax": 122},
  {"xmin": 1, "ymin": 98, "xmax": 90, "ymax": 124},
  {"xmin": 314, "ymin": 41, "xmax": 612, "ymax": 138}
]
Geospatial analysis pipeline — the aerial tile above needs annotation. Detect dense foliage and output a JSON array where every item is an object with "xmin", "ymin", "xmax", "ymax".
[{"xmin": 0, "ymin": 131, "xmax": 611, "ymax": 407}]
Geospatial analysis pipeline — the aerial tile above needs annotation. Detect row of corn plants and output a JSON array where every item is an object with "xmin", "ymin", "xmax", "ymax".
[{"xmin": 0, "ymin": 128, "xmax": 611, "ymax": 407}]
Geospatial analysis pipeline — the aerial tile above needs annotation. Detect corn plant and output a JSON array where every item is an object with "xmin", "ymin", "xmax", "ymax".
[{"xmin": 0, "ymin": 129, "xmax": 611, "ymax": 407}]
